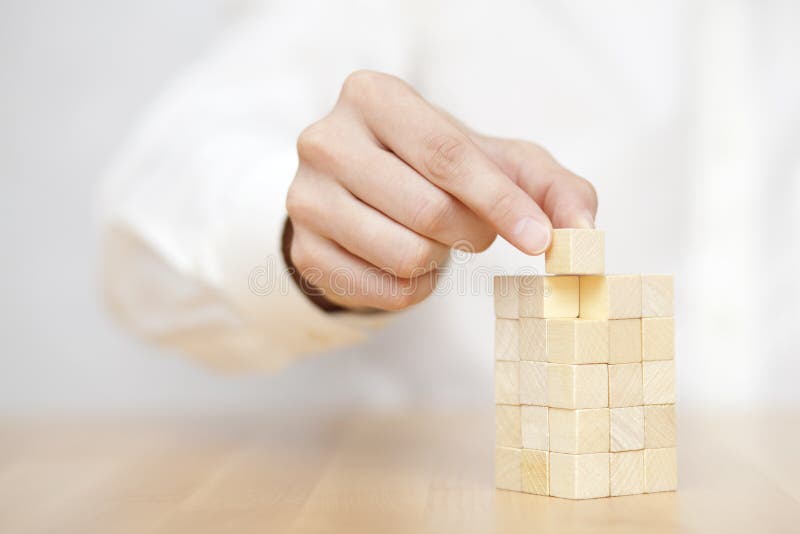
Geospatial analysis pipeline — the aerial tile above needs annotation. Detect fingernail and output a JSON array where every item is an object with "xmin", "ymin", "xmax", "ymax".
[
  {"xmin": 572, "ymin": 210, "xmax": 595, "ymax": 229},
  {"xmin": 513, "ymin": 217, "xmax": 551, "ymax": 254}
]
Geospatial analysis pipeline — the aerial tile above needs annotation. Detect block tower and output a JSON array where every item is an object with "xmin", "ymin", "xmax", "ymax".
[{"xmin": 494, "ymin": 229, "xmax": 676, "ymax": 499}]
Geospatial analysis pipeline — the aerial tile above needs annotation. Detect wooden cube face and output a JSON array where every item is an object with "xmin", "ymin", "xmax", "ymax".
[
  {"xmin": 643, "ymin": 361, "xmax": 675, "ymax": 404},
  {"xmin": 545, "ymin": 319, "xmax": 609, "ymax": 364},
  {"xmin": 644, "ymin": 448, "xmax": 678, "ymax": 493},
  {"xmin": 518, "ymin": 276, "xmax": 579, "ymax": 318},
  {"xmin": 495, "ymin": 447, "xmax": 522, "ymax": 491},
  {"xmin": 611, "ymin": 450, "xmax": 644, "ymax": 496},
  {"xmin": 521, "ymin": 449, "xmax": 549, "ymax": 495},
  {"xmin": 642, "ymin": 274, "xmax": 674, "ymax": 317},
  {"xmin": 545, "ymin": 229, "xmax": 605, "ymax": 275},
  {"xmin": 579, "ymin": 275, "xmax": 642, "ymax": 319},
  {"xmin": 645, "ymin": 405, "xmax": 676, "ymax": 448},
  {"xmin": 519, "ymin": 318, "xmax": 546, "ymax": 361},
  {"xmin": 495, "ymin": 361, "xmax": 519, "ymax": 405},
  {"xmin": 495, "ymin": 319, "xmax": 519, "ymax": 361},
  {"xmin": 519, "ymin": 361, "xmax": 547, "ymax": 406},
  {"xmin": 609, "ymin": 363, "xmax": 644, "ymax": 407},
  {"xmin": 521, "ymin": 405, "xmax": 549, "ymax": 450},
  {"xmin": 549, "ymin": 453, "xmax": 610, "ymax": 499},
  {"xmin": 548, "ymin": 408, "xmax": 609, "ymax": 454},
  {"xmin": 493, "ymin": 276, "xmax": 518, "ymax": 319},
  {"xmin": 611, "ymin": 406, "xmax": 644, "ymax": 452},
  {"xmin": 608, "ymin": 318, "xmax": 642, "ymax": 364},
  {"xmin": 496, "ymin": 405, "xmax": 521, "ymax": 448},
  {"xmin": 642, "ymin": 317, "xmax": 675, "ymax": 361},
  {"xmin": 547, "ymin": 364, "xmax": 608, "ymax": 409}
]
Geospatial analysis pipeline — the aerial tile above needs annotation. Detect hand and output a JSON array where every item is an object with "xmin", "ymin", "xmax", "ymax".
[{"xmin": 285, "ymin": 71, "xmax": 597, "ymax": 311}]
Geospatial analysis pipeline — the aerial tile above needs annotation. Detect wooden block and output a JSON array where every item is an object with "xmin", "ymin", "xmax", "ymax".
[
  {"xmin": 608, "ymin": 318, "xmax": 642, "ymax": 364},
  {"xmin": 549, "ymin": 453, "xmax": 610, "ymax": 499},
  {"xmin": 495, "ymin": 405, "xmax": 521, "ymax": 448},
  {"xmin": 579, "ymin": 275, "xmax": 642, "ymax": 319},
  {"xmin": 518, "ymin": 275, "xmax": 579, "ymax": 318},
  {"xmin": 521, "ymin": 405, "xmax": 549, "ymax": 449},
  {"xmin": 519, "ymin": 361, "xmax": 547, "ymax": 406},
  {"xmin": 642, "ymin": 317, "xmax": 675, "ymax": 361},
  {"xmin": 521, "ymin": 449, "xmax": 549, "ymax": 495},
  {"xmin": 495, "ymin": 361, "xmax": 519, "ymax": 405},
  {"xmin": 645, "ymin": 405, "xmax": 676, "ymax": 448},
  {"xmin": 644, "ymin": 447, "xmax": 678, "ymax": 493},
  {"xmin": 544, "ymin": 319, "xmax": 609, "ymax": 364},
  {"xmin": 611, "ymin": 450, "xmax": 644, "ymax": 496},
  {"xmin": 545, "ymin": 229, "xmax": 605, "ymax": 275},
  {"xmin": 493, "ymin": 276, "xmax": 518, "ymax": 319},
  {"xmin": 608, "ymin": 363, "xmax": 643, "ymax": 407},
  {"xmin": 643, "ymin": 361, "xmax": 675, "ymax": 405},
  {"xmin": 495, "ymin": 447, "xmax": 522, "ymax": 491},
  {"xmin": 611, "ymin": 406, "xmax": 644, "ymax": 452},
  {"xmin": 548, "ymin": 408, "xmax": 609, "ymax": 454},
  {"xmin": 547, "ymin": 364, "xmax": 608, "ymax": 409},
  {"xmin": 642, "ymin": 274, "xmax": 674, "ymax": 317},
  {"xmin": 494, "ymin": 318, "xmax": 519, "ymax": 361},
  {"xmin": 519, "ymin": 318, "xmax": 547, "ymax": 362}
]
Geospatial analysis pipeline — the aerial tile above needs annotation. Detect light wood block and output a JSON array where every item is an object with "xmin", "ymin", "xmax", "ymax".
[
  {"xmin": 643, "ymin": 361, "xmax": 675, "ymax": 405},
  {"xmin": 645, "ymin": 405, "xmax": 676, "ymax": 448},
  {"xmin": 496, "ymin": 405, "xmax": 521, "ymax": 448},
  {"xmin": 611, "ymin": 450, "xmax": 644, "ymax": 496},
  {"xmin": 608, "ymin": 363, "xmax": 643, "ymax": 407},
  {"xmin": 608, "ymin": 319, "xmax": 642, "ymax": 364},
  {"xmin": 642, "ymin": 274, "xmax": 674, "ymax": 317},
  {"xmin": 545, "ymin": 229, "xmax": 605, "ymax": 275},
  {"xmin": 493, "ymin": 276, "xmax": 518, "ymax": 319},
  {"xmin": 521, "ymin": 405, "xmax": 549, "ymax": 450},
  {"xmin": 644, "ymin": 447, "xmax": 678, "ymax": 493},
  {"xmin": 518, "ymin": 275, "xmax": 579, "ymax": 318},
  {"xmin": 495, "ymin": 447, "xmax": 522, "ymax": 491},
  {"xmin": 549, "ymin": 408, "xmax": 610, "ymax": 454},
  {"xmin": 642, "ymin": 317, "xmax": 675, "ymax": 361},
  {"xmin": 611, "ymin": 406, "xmax": 645, "ymax": 452},
  {"xmin": 547, "ymin": 364, "xmax": 608, "ymax": 409},
  {"xmin": 579, "ymin": 275, "xmax": 642, "ymax": 319},
  {"xmin": 521, "ymin": 449, "xmax": 549, "ymax": 496},
  {"xmin": 494, "ymin": 318, "xmax": 519, "ymax": 361},
  {"xmin": 549, "ymin": 452, "xmax": 610, "ymax": 499},
  {"xmin": 544, "ymin": 319, "xmax": 609, "ymax": 364},
  {"xmin": 519, "ymin": 318, "xmax": 547, "ymax": 362},
  {"xmin": 519, "ymin": 361, "xmax": 547, "ymax": 406},
  {"xmin": 495, "ymin": 361, "xmax": 519, "ymax": 405}
]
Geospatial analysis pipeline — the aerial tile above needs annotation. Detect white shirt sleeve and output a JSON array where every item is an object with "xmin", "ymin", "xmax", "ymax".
[{"xmin": 97, "ymin": 1, "xmax": 417, "ymax": 371}]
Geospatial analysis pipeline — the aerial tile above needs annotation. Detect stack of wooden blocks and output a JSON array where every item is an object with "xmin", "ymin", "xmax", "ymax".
[{"xmin": 494, "ymin": 229, "xmax": 676, "ymax": 499}]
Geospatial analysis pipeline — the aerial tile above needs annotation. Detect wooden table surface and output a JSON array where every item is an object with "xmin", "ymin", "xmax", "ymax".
[{"xmin": 1, "ymin": 410, "xmax": 798, "ymax": 533}]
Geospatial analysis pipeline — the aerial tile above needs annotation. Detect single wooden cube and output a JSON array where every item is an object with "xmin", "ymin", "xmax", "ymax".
[
  {"xmin": 608, "ymin": 363, "xmax": 644, "ymax": 407},
  {"xmin": 545, "ymin": 229, "xmax": 605, "ymax": 275},
  {"xmin": 521, "ymin": 405, "xmax": 549, "ymax": 450},
  {"xmin": 495, "ymin": 361, "xmax": 519, "ymax": 405},
  {"xmin": 495, "ymin": 447, "xmax": 522, "ymax": 491},
  {"xmin": 643, "ymin": 361, "xmax": 675, "ymax": 405},
  {"xmin": 645, "ymin": 404, "xmax": 676, "ymax": 448},
  {"xmin": 519, "ymin": 318, "xmax": 547, "ymax": 362},
  {"xmin": 611, "ymin": 406, "xmax": 645, "ymax": 452},
  {"xmin": 547, "ymin": 363, "xmax": 608, "ymax": 409},
  {"xmin": 518, "ymin": 275, "xmax": 579, "ymax": 318},
  {"xmin": 496, "ymin": 404, "xmax": 521, "ymax": 448},
  {"xmin": 493, "ymin": 276, "xmax": 518, "ymax": 319},
  {"xmin": 611, "ymin": 450, "xmax": 644, "ymax": 496},
  {"xmin": 549, "ymin": 452, "xmax": 610, "ymax": 499},
  {"xmin": 495, "ymin": 318, "xmax": 519, "ymax": 361},
  {"xmin": 521, "ymin": 449, "xmax": 549, "ymax": 496},
  {"xmin": 608, "ymin": 318, "xmax": 642, "ymax": 364},
  {"xmin": 642, "ymin": 274, "xmax": 674, "ymax": 317},
  {"xmin": 548, "ymin": 408, "xmax": 610, "ymax": 454},
  {"xmin": 519, "ymin": 361, "xmax": 547, "ymax": 406},
  {"xmin": 644, "ymin": 447, "xmax": 678, "ymax": 493},
  {"xmin": 642, "ymin": 317, "xmax": 675, "ymax": 361},
  {"xmin": 579, "ymin": 275, "xmax": 642, "ymax": 319}
]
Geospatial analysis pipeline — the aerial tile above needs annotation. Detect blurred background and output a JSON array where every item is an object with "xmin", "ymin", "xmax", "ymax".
[{"xmin": 1, "ymin": 0, "xmax": 798, "ymax": 418}]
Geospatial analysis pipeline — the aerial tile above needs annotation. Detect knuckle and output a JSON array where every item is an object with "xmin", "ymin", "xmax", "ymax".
[
  {"xmin": 412, "ymin": 194, "xmax": 454, "ymax": 236},
  {"xmin": 289, "ymin": 237, "xmax": 312, "ymax": 273},
  {"xmin": 397, "ymin": 239, "xmax": 438, "ymax": 278},
  {"xmin": 575, "ymin": 175, "xmax": 598, "ymax": 207},
  {"xmin": 486, "ymin": 188, "xmax": 517, "ymax": 227},
  {"xmin": 340, "ymin": 70, "xmax": 392, "ymax": 103},
  {"xmin": 285, "ymin": 181, "xmax": 313, "ymax": 220},
  {"xmin": 423, "ymin": 133, "xmax": 468, "ymax": 181},
  {"xmin": 296, "ymin": 120, "xmax": 334, "ymax": 163}
]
